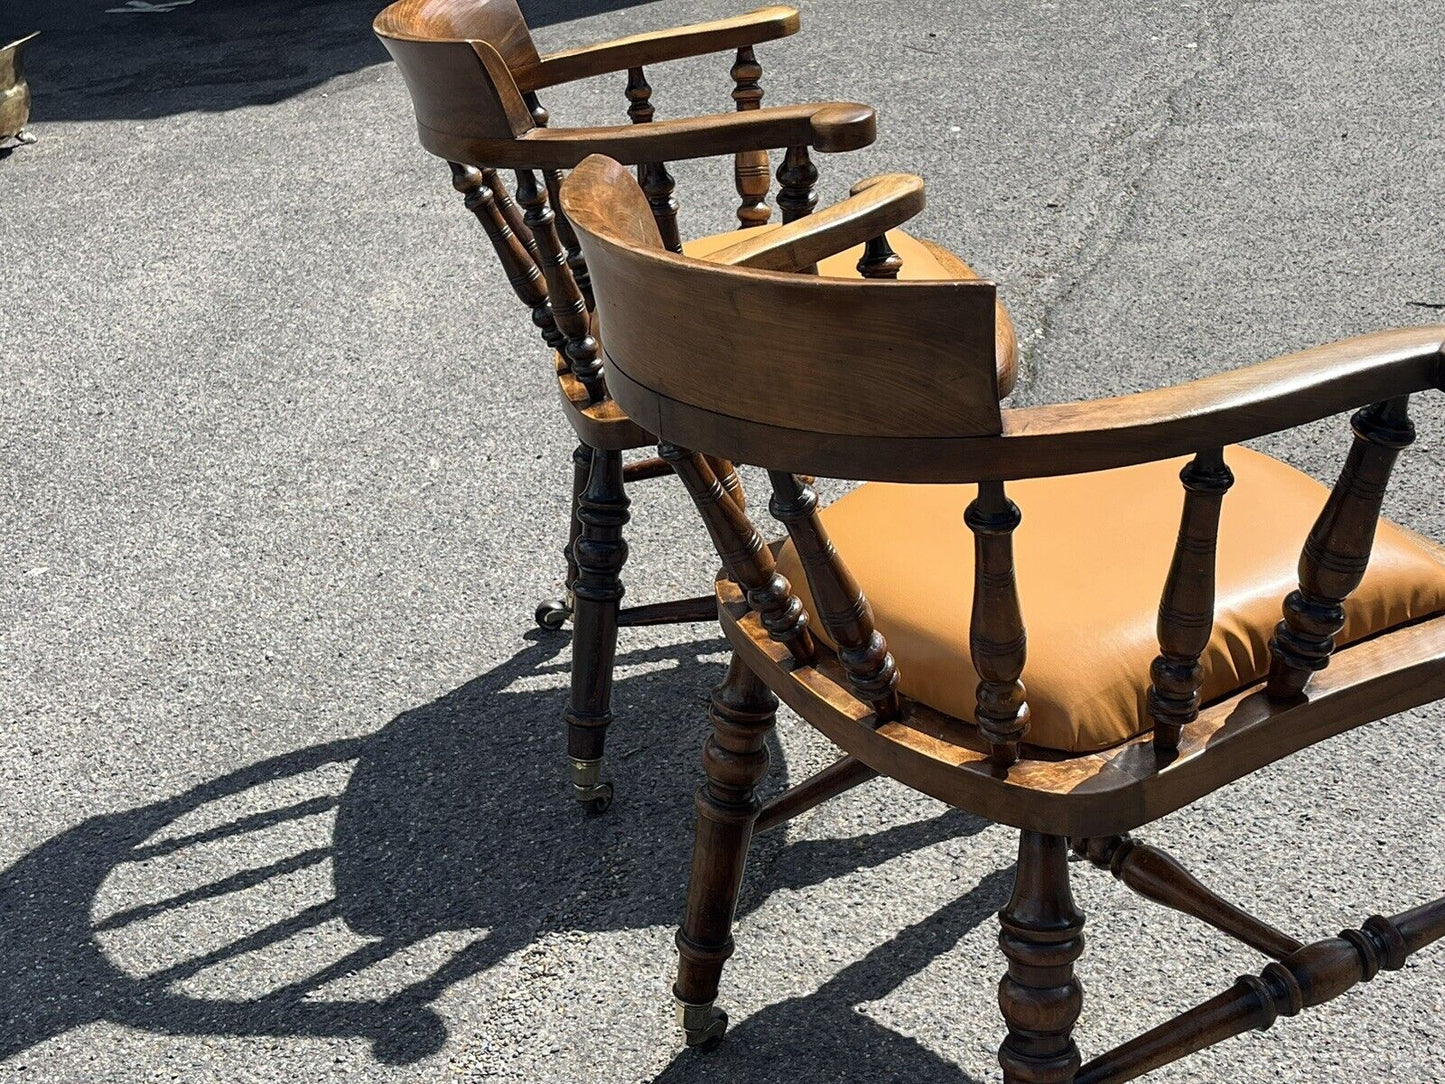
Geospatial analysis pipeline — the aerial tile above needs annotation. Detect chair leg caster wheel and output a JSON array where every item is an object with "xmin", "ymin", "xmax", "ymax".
[
  {"xmin": 570, "ymin": 758, "xmax": 612, "ymax": 814},
  {"xmin": 678, "ymin": 1000, "xmax": 727, "ymax": 1050},
  {"xmin": 534, "ymin": 598, "xmax": 572, "ymax": 631}
]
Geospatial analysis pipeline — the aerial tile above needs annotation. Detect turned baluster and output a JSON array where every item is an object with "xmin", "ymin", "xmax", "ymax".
[
  {"xmin": 624, "ymin": 67, "xmax": 683, "ymax": 253},
  {"xmin": 1267, "ymin": 396, "xmax": 1415, "ymax": 699},
  {"xmin": 729, "ymin": 46, "xmax": 771, "ymax": 228},
  {"xmin": 513, "ymin": 169, "xmax": 604, "ymax": 401},
  {"xmin": 966, "ymin": 480, "xmax": 1030, "ymax": 767},
  {"xmin": 523, "ymin": 91, "xmax": 592, "ymax": 308},
  {"xmin": 660, "ymin": 444, "xmax": 814, "ymax": 661},
  {"xmin": 775, "ymin": 145, "xmax": 818, "ymax": 223},
  {"xmin": 447, "ymin": 162, "xmax": 560, "ymax": 351},
  {"xmin": 483, "ymin": 167, "xmax": 535, "ymax": 257},
  {"xmin": 857, "ymin": 234, "xmax": 903, "ymax": 279},
  {"xmin": 768, "ymin": 471, "xmax": 902, "ymax": 720},
  {"xmin": 1149, "ymin": 448, "xmax": 1234, "ymax": 749},
  {"xmin": 705, "ymin": 454, "xmax": 747, "ymax": 512},
  {"xmin": 998, "ymin": 831, "xmax": 1086, "ymax": 1084}
]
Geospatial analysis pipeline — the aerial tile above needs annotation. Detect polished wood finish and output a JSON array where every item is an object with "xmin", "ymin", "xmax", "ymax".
[
  {"xmin": 674, "ymin": 654, "xmax": 779, "ymax": 1046},
  {"xmin": 1268, "ymin": 396, "xmax": 1415, "ymax": 698},
  {"xmin": 857, "ymin": 233, "xmax": 903, "ymax": 278},
  {"xmin": 1149, "ymin": 448, "xmax": 1234, "ymax": 748},
  {"xmin": 753, "ymin": 754, "xmax": 877, "ymax": 834},
  {"xmin": 448, "ymin": 161, "xmax": 560, "ymax": 349},
  {"xmin": 767, "ymin": 471, "xmax": 902, "ymax": 719},
  {"xmin": 730, "ymin": 46, "xmax": 772, "ymax": 228},
  {"xmin": 705, "ymin": 172, "xmax": 924, "ymax": 272},
  {"xmin": 998, "ymin": 832, "xmax": 1085, "ymax": 1084},
  {"xmin": 1077, "ymin": 894, "xmax": 1445, "ymax": 1084},
  {"xmin": 378, "ymin": 0, "xmax": 882, "ymax": 805},
  {"xmin": 514, "ymin": 169, "xmax": 604, "ymax": 400},
  {"xmin": 967, "ymin": 480, "xmax": 1030, "ymax": 767},
  {"xmin": 776, "ymin": 145, "xmax": 818, "ymax": 223},
  {"xmin": 564, "ymin": 449, "xmax": 629, "ymax": 778},
  {"xmin": 625, "ymin": 67, "xmax": 683, "ymax": 254},
  {"xmin": 1076, "ymin": 835, "xmax": 1302, "ymax": 960},
  {"xmin": 566, "ymin": 152, "xmax": 1445, "ymax": 1072},
  {"xmin": 527, "ymin": 6, "xmax": 799, "ymax": 90},
  {"xmin": 662, "ymin": 446, "xmax": 815, "ymax": 662}
]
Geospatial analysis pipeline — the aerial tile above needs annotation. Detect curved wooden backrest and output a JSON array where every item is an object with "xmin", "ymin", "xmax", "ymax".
[
  {"xmin": 374, "ymin": 0, "xmax": 538, "ymax": 151},
  {"xmin": 561, "ymin": 155, "xmax": 1002, "ymax": 466}
]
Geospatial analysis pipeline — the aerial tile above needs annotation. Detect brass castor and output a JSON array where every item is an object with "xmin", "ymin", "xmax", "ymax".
[
  {"xmin": 534, "ymin": 597, "xmax": 572, "ymax": 631},
  {"xmin": 677, "ymin": 999, "xmax": 728, "ymax": 1051},
  {"xmin": 570, "ymin": 757, "xmax": 613, "ymax": 814}
]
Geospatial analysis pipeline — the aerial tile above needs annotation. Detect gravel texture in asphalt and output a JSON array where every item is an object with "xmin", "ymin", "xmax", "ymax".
[{"xmin": 2, "ymin": 0, "xmax": 1443, "ymax": 1081}]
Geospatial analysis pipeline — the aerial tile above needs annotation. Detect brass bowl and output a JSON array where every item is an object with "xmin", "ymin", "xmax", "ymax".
[{"xmin": 1, "ymin": 32, "xmax": 38, "ymax": 146}]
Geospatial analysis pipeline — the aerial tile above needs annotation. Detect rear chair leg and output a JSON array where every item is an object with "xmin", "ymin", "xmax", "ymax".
[
  {"xmin": 565, "ymin": 448, "xmax": 628, "ymax": 812},
  {"xmin": 535, "ymin": 443, "xmax": 592, "ymax": 631},
  {"xmin": 675, "ymin": 654, "xmax": 778, "ymax": 1049},
  {"xmin": 999, "ymin": 831, "xmax": 1086, "ymax": 1084}
]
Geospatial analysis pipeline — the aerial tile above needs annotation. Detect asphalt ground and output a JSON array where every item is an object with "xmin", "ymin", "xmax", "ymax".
[{"xmin": 2, "ymin": 0, "xmax": 1443, "ymax": 1080}]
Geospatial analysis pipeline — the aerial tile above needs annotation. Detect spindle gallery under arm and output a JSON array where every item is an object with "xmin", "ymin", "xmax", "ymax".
[{"xmin": 561, "ymin": 152, "xmax": 1445, "ymax": 1080}]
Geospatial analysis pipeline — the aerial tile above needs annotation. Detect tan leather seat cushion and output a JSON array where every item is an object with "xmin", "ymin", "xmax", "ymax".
[{"xmin": 775, "ymin": 448, "xmax": 1445, "ymax": 754}]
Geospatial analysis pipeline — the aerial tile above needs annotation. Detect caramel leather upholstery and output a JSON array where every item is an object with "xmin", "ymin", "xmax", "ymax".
[
  {"xmin": 776, "ymin": 447, "xmax": 1445, "ymax": 754},
  {"xmin": 685, "ymin": 226, "xmax": 1017, "ymax": 395}
]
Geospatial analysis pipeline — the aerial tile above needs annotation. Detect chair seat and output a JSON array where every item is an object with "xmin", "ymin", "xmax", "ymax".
[
  {"xmin": 775, "ymin": 447, "xmax": 1445, "ymax": 754},
  {"xmin": 557, "ymin": 224, "xmax": 1018, "ymax": 447}
]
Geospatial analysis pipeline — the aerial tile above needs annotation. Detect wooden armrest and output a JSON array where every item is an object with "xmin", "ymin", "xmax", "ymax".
[
  {"xmin": 704, "ymin": 174, "xmax": 926, "ymax": 272},
  {"xmin": 524, "ymin": 6, "xmax": 800, "ymax": 90},
  {"xmin": 437, "ymin": 102, "xmax": 875, "ymax": 170},
  {"xmin": 985, "ymin": 327, "xmax": 1445, "ymax": 480}
]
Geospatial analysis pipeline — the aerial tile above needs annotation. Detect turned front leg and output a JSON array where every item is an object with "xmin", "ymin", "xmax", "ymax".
[
  {"xmin": 999, "ymin": 831, "xmax": 1085, "ymax": 1084},
  {"xmin": 675, "ymin": 654, "xmax": 779, "ymax": 1049}
]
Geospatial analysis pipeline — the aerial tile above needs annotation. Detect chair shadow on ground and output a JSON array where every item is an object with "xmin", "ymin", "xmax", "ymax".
[
  {"xmin": 11, "ymin": 0, "xmax": 648, "ymax": 124},
  {"xmin": 0, "ymin": 630, "xmax": 998, "ymax": 1073}
]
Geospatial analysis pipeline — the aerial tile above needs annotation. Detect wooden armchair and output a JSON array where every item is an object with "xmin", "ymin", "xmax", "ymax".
[
  {"xmin": 561, "ymin": 154, "xmax": 1445, "ymax": 1077},
  {"xmin": 374, "ymin": 0, "xmax": 1018, "ymax": 812}
]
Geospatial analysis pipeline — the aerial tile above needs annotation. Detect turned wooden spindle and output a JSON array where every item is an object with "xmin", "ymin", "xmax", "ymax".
[
  {"xmin": 966, "ymin": 480, "xmax": 1030, "ymax": 767},
  {"xmin": 1077, "ymin": 893, "xmax": 1445, "ymax": 1084},
  {"xmin": 624, "ymin": 67, "xmax": 683, "ymax": 253},
  {"xmin": 660, "ymin": 444, "xmax": 814, "ymax": 661},
  {"xmin": 481, "ymin": 166, "xmax": 536, "ymax": 256},
  {"xmin": 705, "ymin": 454, "xmax": 748, "ymax": 512},
  {"xmin": 857, "ymin": 234, "xmax": 903, "ymax": 279},
  {"xmin": 999, "ymin": 832, "xmax": 1086, "ymax": 1084},
  {"xmin": 775, "ymin": 145, "xmax": 818, "ymax": 223},
  {"xmin": 1268, "ymin": 396, "xmax": 1415, "ymax": 699},
  {"xmin": 767, "ymin": 470, "xmax": 903, "ymax": 720},
  {"xmin": 1148, "ymin": 448, "xmax": 1234, "ymax": 749},
  {"xmin": 729, "ymin": 46, "xmax": 771, "ymax": 228},
  {"xmin": 1075, "ymin": 835, "xmax": 1301, "ymax": 960},
  {"xmin": 523, "ymin": 90, "xmax": 592, "ymax": 308},
  {"xmin": 513, "ymin": 168, "xmax": 605, "ymax": 401},
  {"xmin": 448, "ymin": 162, "xmax": 561, "ymax": 351}
]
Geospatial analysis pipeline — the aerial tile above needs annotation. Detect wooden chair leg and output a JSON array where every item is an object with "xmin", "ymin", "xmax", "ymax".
[
  {"xmin": 535, "ymin": 443, "xmax": 592, "ymax": 631},
  {"xmin": 999, "ymin": 831, "xmax": 1086, "ymax": 1084},
  {"xmin": 565, "ymin": 448, "xmax": 629, "ymax": 813},
  {"xmin": 674, "ymin": 653, "xmax": 778, "ymax": 1049}
]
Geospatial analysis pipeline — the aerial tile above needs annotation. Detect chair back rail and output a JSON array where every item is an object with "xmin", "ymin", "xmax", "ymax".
[{"xmin": 562, "ymin": 153, "xmax": 1445, "ymax": 767}]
